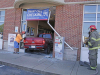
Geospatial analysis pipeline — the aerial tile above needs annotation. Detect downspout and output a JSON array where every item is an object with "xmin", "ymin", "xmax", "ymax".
[{"xmin": 47, "ymin": 11, "xmax": 73, "ymax": 50}]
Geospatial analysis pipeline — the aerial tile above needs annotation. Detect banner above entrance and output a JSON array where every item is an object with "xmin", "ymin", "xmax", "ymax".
[{"xmin": 26, "ymin": 9, "xmax": 49, "ymax": 21}]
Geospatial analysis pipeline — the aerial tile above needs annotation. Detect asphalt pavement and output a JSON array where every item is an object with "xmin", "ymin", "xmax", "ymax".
[{"xmin": 0, "ymin": 64, "xmax": 42, "ymax": 75}]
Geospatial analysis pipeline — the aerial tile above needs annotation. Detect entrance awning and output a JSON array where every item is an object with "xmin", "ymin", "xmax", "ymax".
[{"xmin": 14, "ymin": 0, "xmax": 66, "ymax": 9}]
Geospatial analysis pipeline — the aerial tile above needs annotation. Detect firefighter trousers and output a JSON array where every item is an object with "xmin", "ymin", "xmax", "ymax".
[{"xmin": 89, "ymin": 53, "xmax": 97, "ymax": 69}]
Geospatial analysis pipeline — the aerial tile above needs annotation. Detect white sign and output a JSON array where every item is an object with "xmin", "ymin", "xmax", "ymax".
[
  {"xmin": 55, "ymin": 36, "xmax": 63, "ymax": 52},
  {"xmin": 8, "ymin": 34, "xmax": 16, "ymax": 52},
  {"xmin": 8, "ymin": 34, "xmax": 16, "ymax": 46},
  {"xmin": 15, "ymin": 26, "xmax": 18, "ymax": 33},
  {"xmin": 55, "ymin": 36, "xmax": 65, "ymax": 60}
]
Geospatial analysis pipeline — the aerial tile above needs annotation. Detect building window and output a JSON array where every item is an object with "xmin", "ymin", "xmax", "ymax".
[
  {"xmin": 83, "ymin": 5, "xmax": 100, "ymax": 36},
  {"xmin": 82, "ymin": 5, "xmax": 100, "ymax": 47},
  {"xmin": 0, "ymin": 10, "xmax": 5, "ymax": 36}
]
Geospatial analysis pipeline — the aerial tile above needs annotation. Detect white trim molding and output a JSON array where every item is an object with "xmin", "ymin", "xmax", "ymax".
[
  {"xmin": 14, "ymin": 0, "xmax": 100, "ymax": 9},
  {"xmin": 0, "ymin": 7, "xmax": 14, "ymax": 10},
  {"xmin": 65, "ymin": 1, "xmax": 100, "ymax": 4},
  {"xmin": 14, "ymin": 0, "xmax": 65, "ymax": 8}
]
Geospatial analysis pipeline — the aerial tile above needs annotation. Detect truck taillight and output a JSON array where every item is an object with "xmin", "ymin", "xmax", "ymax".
[
  {"xmin": 23, "ymin": 40, "xmax": 25, "ymax": 43},
  {"xmin": 43, "ymin": 40, "xmax": 45, "ymax": 44}
]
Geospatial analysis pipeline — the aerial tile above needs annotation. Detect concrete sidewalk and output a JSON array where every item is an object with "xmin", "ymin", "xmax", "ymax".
[{"xmin": 0, "ymin": 50, "xmax": 99, "ymax": 75}]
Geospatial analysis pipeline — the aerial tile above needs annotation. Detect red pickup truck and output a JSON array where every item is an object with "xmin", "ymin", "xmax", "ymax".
[{"xmin": 23, "ymin": 33, "xmax": 53, "ymax": 54}]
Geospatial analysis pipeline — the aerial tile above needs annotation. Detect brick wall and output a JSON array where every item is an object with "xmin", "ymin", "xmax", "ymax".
[
  {"xmin": 64, "ymin": 0, "xmax": 97, "ymax": 2},
  {"xmin": 0, "ymin": 0, "xmax": 14, "ymax": 8},
  {"xmin": 0, "ymin": 0, "xmax": 96, "ymax": 59},
  {"xmin": 0, "ymin": 0, "xmax": 22, "ymax": 40},
  {"xmin": 3, "ymin": 8, "xmax": 22, "ymax": 40},
  {"xmin": 55, "ymin": 4, "xmax": 83, "ymax": 60}
]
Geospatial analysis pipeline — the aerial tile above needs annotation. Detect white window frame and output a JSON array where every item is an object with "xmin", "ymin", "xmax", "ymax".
[
  {"xmin": 83, "ymin": 4, "xmax": 100, "ymax": 27},
  {"xmin": 21, "ymin": 9, "xmax": 27, "ymax": 32},
  {"xmin": 82, "ymin": 4, "xmax": 100, "ymax": 48}
]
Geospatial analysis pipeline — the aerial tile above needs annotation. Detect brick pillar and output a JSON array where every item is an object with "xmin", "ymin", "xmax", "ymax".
[
  {"xmin": 3, "ymin": 8, "xmax": 22, "ymax": 40},
  {"xmin": 54, "ymin": 4, "xmax": 83, "ymax": 60}
]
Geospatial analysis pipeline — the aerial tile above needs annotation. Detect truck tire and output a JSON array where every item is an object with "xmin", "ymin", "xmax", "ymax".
[
  {"xmin": 45, "ymin": 46, "xmax": 50, "ymax": 54},
  {"xmin": 25, "ymin": 48, "xmax": 30, "ymax": 53}
]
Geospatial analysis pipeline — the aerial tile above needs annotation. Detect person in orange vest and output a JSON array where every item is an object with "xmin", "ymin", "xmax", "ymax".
[{"xmin": 14, "ymin": 32, "xmax": 23, "ymax": 54}]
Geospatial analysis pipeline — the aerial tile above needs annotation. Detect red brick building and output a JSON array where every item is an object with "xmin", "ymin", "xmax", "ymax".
[{"xmin": 0, "ymin": 0, "xmax": 100, "ymax": 63}]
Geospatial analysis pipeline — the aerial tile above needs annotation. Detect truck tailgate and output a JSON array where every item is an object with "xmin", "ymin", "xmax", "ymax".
[{"xmin": 24, "ymin": 37, "xmax": 44, "ymax": 45}]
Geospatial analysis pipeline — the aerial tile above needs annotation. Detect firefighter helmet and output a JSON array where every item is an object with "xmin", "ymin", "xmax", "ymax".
[{"xmin": 89, "ymin": 25, "xmax": 97, "ymax": 30}]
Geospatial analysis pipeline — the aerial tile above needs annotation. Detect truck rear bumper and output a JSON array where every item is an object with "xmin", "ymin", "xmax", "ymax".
[{"xmin": 24, "ymin": 45, "xmax": 44, "ymax": 49}]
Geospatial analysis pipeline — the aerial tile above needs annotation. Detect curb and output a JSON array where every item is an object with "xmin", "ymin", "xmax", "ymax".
[{"xmin": 0, "ymin": 61, "xmax": 60, "ymax": 75}]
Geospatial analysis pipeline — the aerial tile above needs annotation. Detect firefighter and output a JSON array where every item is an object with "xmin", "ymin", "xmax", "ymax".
[{"xmin": 88, "ymin": 25, "xmax": 100, "ymax": 70}]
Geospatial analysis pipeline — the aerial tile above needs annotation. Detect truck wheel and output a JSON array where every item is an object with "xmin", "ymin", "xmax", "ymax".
[
  {"xmin": 45, "ymin": 46, "xmax": 50, "ymax": 54},
  {"xmin": 25, "ymin": 48, "xmax": 30, "ymax": 53}
]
